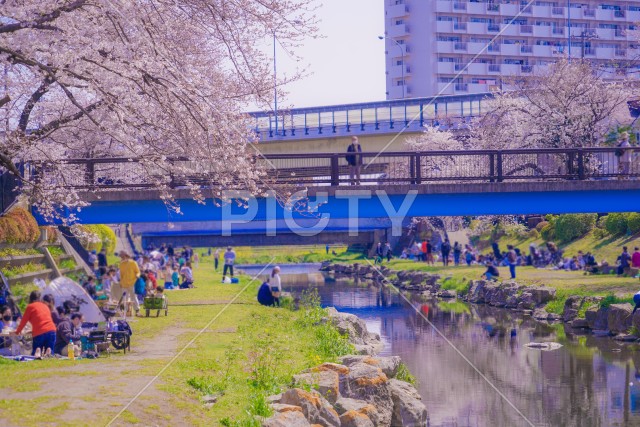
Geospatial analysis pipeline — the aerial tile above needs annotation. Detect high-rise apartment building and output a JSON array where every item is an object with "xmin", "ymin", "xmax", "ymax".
[{"xmin": 383, "ymin": 0, "xmax": 640, "ymax": 99}]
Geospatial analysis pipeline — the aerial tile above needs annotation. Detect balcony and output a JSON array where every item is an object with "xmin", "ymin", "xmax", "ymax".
[
  {"xmin": 583, "ymin": 8, "xmax": 596, "ymax": 18},
  {"xmin": 520, "ymin": 5, "xmax": 532, "ymax": 14},
  {"xmin": 467, "ymin": 22, "xmax": 486, "ymax": 34},
  {"xmin": 436, "ymin": 21, "xmax": 452, "ymax": 33},
  {"xmin": 533, "ymin": 45, "xmax": 553, "ymax": 56},
  {"xmin": 487, "ymin": 3, "xmax": 500, "ymax": 13},
  {"xmin": 521, "ymin": 65, "xmax": 533, "ymax": 73},
  {"xmin": 435, "ymin": 0, "xmax": 451, "ymax": 13},
  {"xmin": 597, "ymin": 28, "xmax": 614, "ymax": 39},
  {"xmin": 552, "ymin": 7, "xmax": 564, "ymax": 16},
  {"xmin": 437, "ymin": 82, "xmax": 455, "ymax": 95},
  {"xmin": 468, "ymin": 83, "xmax": 490, "ymax": 93},
  {"xmin": 532, "ymin": 5, "xmax": 551, "ymax": 18},
  {"xmin": 520, "ymin": 25, "xmax": 533, "ymax": 34},
  {"xmin": 437, "ymin": 62, "xmax": 455, "ymax": 74},
  {"xmin": 501, "ymin": 3, "xmax": 519, "ymax": 15},
  {"xmin": 454, "ymin": 63, "xmax": 467, "ymax": 72},
  {"xmin": 615, "ymin": 49, "xmax": 627, "ymax": 57},
  {"xmin": 454, "ymin": 83, "xmax": 469, "ymax": 92},
  {"xmin": 453, "ymin": 2, "xmax": 466, "ymax": 11},
  {"xmin": 520, "ymin": 45, "xmax": 533, "ymax": 54},
  {"xmin": 488, "ymin": 44, "xmax": 501, "ymax": 53},
  {"xmin": 468, "ymin": 42, "xmax": 487, "ymax": 55},
  {"xmin": 614, "ymin": 10, "xmax": 626, "ymax": 19},
  {"xmin": 500, "ymin": 44, "xmax": 520, "ymax": 55},
  {"xmin": 436, "ymin": 41, "xmax": 454, "ymax": 53},
  {"xmin": 467, "ymin": 1, "xmax": 486, "ymax": 14},
  {"xmin": 596, "ymin": 47, "xmax": 615, "ymax": 59},
  {"xmin": 387, "ymin": 3, "xmax": 409, "ymax": 19},
  {"xmin": 488, "ymin": 24, "xmax": 500, "ymax": 32},
  {"xmin": 499, "ymin": 24, "xmax": 518, "ymax": 36},
  {"xmin": 552, "ymin": 27, "xmax": 565, "ymax": 36},
  {"xmin": 389, "ymin": 64, "xmax": 410, "ymax": 79},
  {"xmin": 501, "ymin": 64, "xmax": 521, "ymax": 75},
  {"xmin": 387, "ymin": 24, "xmax": 409, "ymax": 38},
  {"xmin": 467, "ymin": 63, "xmax": 487, "ymax": 75},
  {"xmin": 454, "ymin": 42, "xmax": 467, "ymax": 51},
  {"xmin": 488, "ymin": 64, "xmax": 501, "ymax": 73},
  {"xmin": 453, "ymin": 22, "xmax": 467, "ymax": 31},
  {"xmin": 534, "ymin": 26, "xmax": 552, "ymax": 37},
  {"xmin": 584, "ymin": 47, "xmax": 596, "ymax": 56},
  {"xmin": 615, "ymin": 29, "xmax": 625, "ymax": 38}
]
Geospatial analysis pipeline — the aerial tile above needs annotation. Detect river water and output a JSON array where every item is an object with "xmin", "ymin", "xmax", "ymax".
[{"xmin": 240, "ymin": 264, "xmax": 640, "ymax": 427}]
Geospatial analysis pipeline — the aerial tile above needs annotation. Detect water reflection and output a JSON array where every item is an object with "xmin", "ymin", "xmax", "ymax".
[{"xmin": 276, "ymin": 268, "xmax": 640, "ymax": 427}]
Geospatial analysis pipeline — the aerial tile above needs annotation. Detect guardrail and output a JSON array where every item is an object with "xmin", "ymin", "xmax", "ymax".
[
  {"xmin": 29, "ymin": 147, "xmax": 640, "ymax": 190},
  {"xmin": 247, "ymin": 92, "xmax": 493, "ymax": 140}
]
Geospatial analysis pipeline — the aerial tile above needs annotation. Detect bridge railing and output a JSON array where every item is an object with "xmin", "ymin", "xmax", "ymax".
[
  {"xmin": 248, "ymin": 93, "xmax": 492, "ymax": 141},
  {"xmin": 30, "ymin": 147, "xmax": 638, "ymax": 190}
]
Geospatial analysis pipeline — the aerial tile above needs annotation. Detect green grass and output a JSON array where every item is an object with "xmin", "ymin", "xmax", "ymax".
[
  {"xmin": 0, "ymin": 248, "xmax": 41, "ymax": 258},
  {"xmin": 0, "ymin": 262, "xmax": 47, "ymax": 278},
  {"xmin": 193, "ymin": 245, "xmax": 359, "ymax": 265},
  {"xmin": 58, "ymin": 258, "xmax": 77, "ymax": 270},
  {"xmin": 47, "ymin": 246, "xmax": 65, "ymax": 257}
]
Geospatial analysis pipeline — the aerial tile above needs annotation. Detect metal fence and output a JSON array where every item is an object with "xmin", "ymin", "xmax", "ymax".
[{"xmin": 28, "ymin": 147, "xmax": 640, "ymax": 190}]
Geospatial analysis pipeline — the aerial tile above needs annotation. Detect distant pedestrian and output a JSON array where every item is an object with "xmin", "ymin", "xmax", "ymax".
[
  {"xmin": 326, "ymin": 244, "xmax": 330, "ymax": 255},
  {"xmin": 270, "ymin": 266, "xmax": 282, "ymax": 307},
  {"xmin": 426, "ymin": 240, "xmax": 434, "ymax": 265},
  {"xmin": 213, "ymin": 248, "xmax": 220, "ymax": 271},
  {"xmin": 617, "ymin": 246, "xmax": 631, "ymax": 276},
  {"xmin": 375, "ymin": 242, "xmax": 383, "ymax": 264},
  {"xmin": 385, "ymin": 242, "xmax": 392, "ymax": 262},
  {"xmin": 345, "ymin": 136, "xmax": 362, "ymax": 185},
  {"xmin": 441, "ymin": 239, "xmax": 451, "ymax": 267},
  {"xmin": 617, "ymin": 132, "xmax": 633, "ymax": 177},
  {"xmin": 507, "ymin": 245, "xmax": 517, "ymax": 279},
  {"xmin": 632, "ymin": 247, "xmax": 640, "ymax": 268},
  {"xmin": 453, "ymin": 242, "xmax": 462, "ymax": 266},
  {"xmin": 223, "ymin": 246, "xmax": 236, "ymax": 281}
]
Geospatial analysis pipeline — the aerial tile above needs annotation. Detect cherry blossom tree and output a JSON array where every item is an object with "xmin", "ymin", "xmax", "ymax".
[{"xmin": 0, "ymin": 0, "xmax": 316, "ymax": 222}]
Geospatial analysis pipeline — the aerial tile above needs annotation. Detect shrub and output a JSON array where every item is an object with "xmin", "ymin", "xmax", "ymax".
[
  {"xmin": 504, "ymin": 223, "xmax": 529, "ymax": 239},
  {"xmin": 602, "ymin": 213, "xmax": 628, "ymax": 236},
  {"xmin": 540, "ymin": 223, "xmax": 555, "ymax": 241},
  {"xmin": 72, "ymin": 224, "xmax": 117, "ymax": 254},
  {"xmin": 528, "ymin": 229, "xmax": 540, "ymax": 239},
  {"xmin": 535, "ymin": 221, "xmax": 549, "ymax": 232},
  {"xmin": 0, "ymin": 207, "xmax": 40, "ymax": 244},
  {"xmin": 626, "ymin": 213, "xmax": 640, "ymax": 234},
  {"xmin": 554, "ymin": 214, "xmax": 597, "ymax": 243},
  {"xmin": 593, "ymin": 227, "xmax": 608, "ymax": 239}
]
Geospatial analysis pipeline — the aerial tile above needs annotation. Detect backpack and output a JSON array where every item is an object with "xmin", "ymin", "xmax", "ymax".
[{"xmin": 134, "ymin": 277, "xmax": 146, "ymax": 295}]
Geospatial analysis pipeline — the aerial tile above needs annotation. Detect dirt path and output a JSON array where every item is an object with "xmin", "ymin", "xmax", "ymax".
[{"xmin": 0, "ymin": 327, "xmax": 198, "ymax": 427}]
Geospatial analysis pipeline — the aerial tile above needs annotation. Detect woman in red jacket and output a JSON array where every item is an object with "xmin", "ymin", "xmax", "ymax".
[{"xmin": 12, "ymin": 291, "xmax": 56, "ymax": 357}]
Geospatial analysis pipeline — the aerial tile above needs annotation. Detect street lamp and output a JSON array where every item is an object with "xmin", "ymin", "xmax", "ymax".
[
  {"xmin": 379, "ymin": 35, "xmax": 405, "ymax": 99},
  {"xmin": 273, "ymin": 32, "xmax": 279, "ymax": 136}
]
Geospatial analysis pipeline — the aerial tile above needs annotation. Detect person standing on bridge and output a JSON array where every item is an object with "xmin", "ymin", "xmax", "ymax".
[
  {"xmin": 346, "ymin": 136, "xmax": 362, "ymax": 185},
  {"xmin": 223, "ymin": 246, "xmax": 236, "ymax": 281},
  {"xmin": 616, "ymin": 132, "xmax": 633, "ymax": 178}
]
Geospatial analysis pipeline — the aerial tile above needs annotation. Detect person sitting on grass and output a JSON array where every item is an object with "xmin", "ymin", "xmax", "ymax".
[
  {"xmin": 179, "ymin": 262, "xmax": 194, "ymax": 289},
  {"xmin": 171, "ymin": 265, "xmax": 180, "ymax": 289},
  {"xmin": 257, "ymin": 280, "xmax": 275, "ymax": 307},
  {"xmin": 83, "ymin": 276, "xmax": 98, "ymax": 300},
  {"xmin": 633, "ymin": 289, "xmax": 640, "ymax": 315},
  {"xmin": 481, "ymin": 263, "xmax": 500, "ymax": 282},
  {"xmin": 42, "ymin": 294, "xmax": 61, "ymax": 326},
  {"xmin": 54, "ymin": 313, "xmax": 83, "ymax": 356},
  {"xmin": 12, "ymin": 291, "xmax": 57, "ymax": 358}
]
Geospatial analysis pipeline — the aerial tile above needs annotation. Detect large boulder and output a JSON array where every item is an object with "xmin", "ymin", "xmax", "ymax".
[
  {"xmin": 562, "ymin": 295, "xmax": 583, "ymax": 322},
  {"xmin": 326, "ymin": 308, "xmax": 384, "ymax": 355},
  {"xmin": 338, "ymin": 355, "xmax": 401, "ymax": 379},
  {"xmin": 280, "ymin": 389, "xmax": 341, "ymax": 427},
  {"xmin": 388, "ymin": 379, "xmax": 428, "ymax": 426},
  {"xmin": 339, "ymin": 411, "xmax": 374, "ymax": 427},
  {"xmin": 263, "ymin": 409, "xmax": 311, "ymax": 427},
  {"xmin": 334, "ymin": 397, "xmax": 379, "ymax": 425},
  {"xmin": 339, "ymin": 362, "xmax": 393, "ymax": 426},
  {"xmin": 293, "ymin": 370, "xmax": 341, "ymax": 404},
  {"xmin": 633, "ymin": 310, "xmax": 640, "ymax": 336},
  {"xmin": 607, "ymin": 303, "xmax": 634, "ymax": 334},
  {"xmin": 466, "ymin": 280, "xmax": 488, "ymax": 303},
  {"xmin": 591, "ymin": 306, "xmax": 610, "ymax": 331},
  {"xmin": 585, "ymin": 306, "xmax": 599, "ymax": 329},
  {"xmin": 528, "ymin": 287, "xmax": 556, "ymax": 305}
]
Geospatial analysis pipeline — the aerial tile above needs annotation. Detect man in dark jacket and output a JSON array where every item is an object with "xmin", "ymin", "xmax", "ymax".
[
  {"xmin": 98, "ymin": 248, "xmax": 108, "ymax": 277},
  {"xmin": 345, "ymin": 136, "xmax": 362, "ymax": 185},
  {"xmin": 54, "ymin": 313, "xmax": 83, "ymax": 355}
]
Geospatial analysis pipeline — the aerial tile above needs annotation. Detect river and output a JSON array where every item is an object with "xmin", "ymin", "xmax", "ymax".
[{"xmin": 238, "ymin": 263, "xmax": 640, "ymax": 427}]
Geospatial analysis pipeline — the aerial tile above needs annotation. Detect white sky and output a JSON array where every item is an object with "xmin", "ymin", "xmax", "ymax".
[{"xmin": 273, "ymin": 0, "xmax": 386, "ymax": 108}]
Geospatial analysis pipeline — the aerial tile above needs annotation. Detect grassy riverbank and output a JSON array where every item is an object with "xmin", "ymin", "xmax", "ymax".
[
  {"xmin": 0, "ymin": 259, "xmax": 352, "ymax": 426},
  {"xmin": 192, "ymin": 244, "xmax": 357, "ymax": 265}
]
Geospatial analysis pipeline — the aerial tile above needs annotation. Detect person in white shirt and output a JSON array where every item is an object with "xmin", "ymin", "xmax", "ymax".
[{"xmin": 270, "ymin": 266, "xmax": 282, "ymax": 307}]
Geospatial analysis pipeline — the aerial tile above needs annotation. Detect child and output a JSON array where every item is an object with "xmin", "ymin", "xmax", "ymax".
[
  {"xmin": 146, "ymin": 270, "xmax": 157, "ymax": 289},
  {"xmin": 155, "ymin": 286, "xmax": 166, "ymax": 299},
  {"xmin": 163, "ymin": 264, "xmax": 174, "ymax": 289},
  {"xmin": 171, "ymin": 266, "xmax": 180, "ymax": 289}
]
